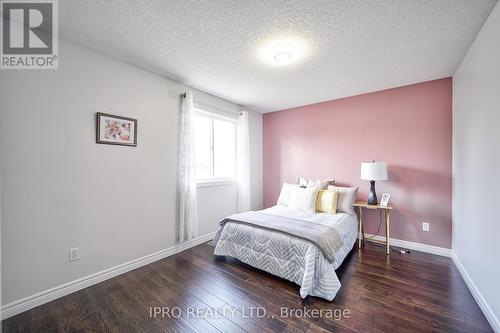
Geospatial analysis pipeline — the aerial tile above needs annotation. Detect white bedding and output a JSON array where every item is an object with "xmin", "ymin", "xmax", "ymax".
[{"xmin": 213, "ymin": 205, "xmax": 358, "ymax": 300}]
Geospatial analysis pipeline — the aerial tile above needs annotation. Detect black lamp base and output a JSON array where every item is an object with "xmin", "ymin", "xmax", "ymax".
[{"xmin": 367, "ymin": 180, "xmax": 378, "ymax": 205}]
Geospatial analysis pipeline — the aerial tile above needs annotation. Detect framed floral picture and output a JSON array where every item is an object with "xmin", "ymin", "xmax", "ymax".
[{"xmin": 96, "ymin": 113, "xmax": 137, "ymax": 147}]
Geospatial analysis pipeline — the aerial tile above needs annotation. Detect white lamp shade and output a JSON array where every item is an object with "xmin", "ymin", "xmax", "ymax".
[{"xmin": 361, "ymin": 162, "xmax": 388, "ymax": 181}]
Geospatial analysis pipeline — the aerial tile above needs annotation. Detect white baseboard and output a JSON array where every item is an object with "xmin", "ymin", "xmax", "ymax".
[
  {"xmin": 451, "ymin": 252, "xmax": 500, "ymax": 333},
  {"xmin": 0, "ymin": 232, "xmax": 216, "ymax": 320},
  {"xmin": 362, "ymin": 233, "xmax": 451, "ymax": 257}
]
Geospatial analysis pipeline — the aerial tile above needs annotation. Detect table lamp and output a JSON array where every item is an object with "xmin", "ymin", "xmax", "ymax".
[{"xmin": 361, "ymin": 161, "xmax": 388, "ymax": 205}]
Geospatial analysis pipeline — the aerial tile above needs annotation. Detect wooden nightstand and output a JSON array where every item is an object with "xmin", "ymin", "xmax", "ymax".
[{"xmin": 353, "ymin": 201, "xmax": 393, "ymax": 255}]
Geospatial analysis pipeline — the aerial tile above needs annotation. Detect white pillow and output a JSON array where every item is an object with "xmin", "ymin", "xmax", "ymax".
[
  {"xmin": 328, "ymin": 185, "xmax": 358, "ymax": 214},
  {"xmin": 306, "ymin": 179, "xmax": 322, "ymax": 189},
  {"xmin": 277, "ymin": 183, "xmax": 300, "ymax": 206},
  {"xmin": 298, "ymin": 177, "xmax": 335, "ymax": 189},
  {"xmin": 296, "ymin": 177, "xmax": 308, "ymax": 187},
  {"xmin": 288, "ymin": 187, "xmax": 320, "ymax": 213}
]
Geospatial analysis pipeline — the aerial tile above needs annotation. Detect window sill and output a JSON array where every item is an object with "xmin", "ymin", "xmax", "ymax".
[{"xmin": 197, "ymin": 179, "xmax": 237, "ymax": 188}]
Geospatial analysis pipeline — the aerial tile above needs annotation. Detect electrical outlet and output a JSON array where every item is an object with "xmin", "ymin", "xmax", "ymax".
[
  {"xmin": 69, "ymin": 247, "xmax": 80, "ymax": 262},
  {"xmin": 422, "ymin": 222, "xmax": 430, "ymax": 232}
]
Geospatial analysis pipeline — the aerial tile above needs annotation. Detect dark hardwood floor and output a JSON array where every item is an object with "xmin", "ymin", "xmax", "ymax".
[{"xmin": 2, "ymin": 241, "xmax": 493, "ymax": 333}]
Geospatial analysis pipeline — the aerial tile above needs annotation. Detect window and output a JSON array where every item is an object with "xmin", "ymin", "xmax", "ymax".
[{"xmin": 193, "ymin": 110, "xmax": 236, "ymax": 182}]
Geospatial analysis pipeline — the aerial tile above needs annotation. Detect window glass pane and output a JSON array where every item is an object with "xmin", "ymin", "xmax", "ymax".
[
  {"xmin": 193, "ymin": 114, "xmax": 211, "ymax": 179},
  {"xmin": 213, "ymin": 118, "xmax": 236, "ymax": 179}
]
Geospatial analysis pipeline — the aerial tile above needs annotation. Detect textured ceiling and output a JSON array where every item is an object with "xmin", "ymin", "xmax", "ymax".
[{"xmin": 59, "ymin": 0, "xmax": 498, "ymax": 112}]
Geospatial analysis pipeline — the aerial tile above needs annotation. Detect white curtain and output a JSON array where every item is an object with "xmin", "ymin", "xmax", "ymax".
[
  {"xmin": 177, "ymin": 91, "xmax": 198, "ymax": 241},
  {"xmin": 237, "ymin": 111, "xmax": 251, "ymax": 212}
]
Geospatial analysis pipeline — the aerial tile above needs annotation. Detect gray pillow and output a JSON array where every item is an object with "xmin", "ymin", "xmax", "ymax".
[{"xmin": 328, "ymin": 186, "xmax": 358, "ymax": 214}]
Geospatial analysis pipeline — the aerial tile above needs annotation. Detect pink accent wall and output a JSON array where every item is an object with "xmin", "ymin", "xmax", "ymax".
[{"xmin": 263, "ymin": 78, "xmax": 452, "ymax": 248}]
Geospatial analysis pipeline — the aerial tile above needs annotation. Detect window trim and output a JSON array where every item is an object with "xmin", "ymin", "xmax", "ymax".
[
  {"xmin": 193, "ymin": 108, "xmax": 237, "ymax": 185},
  {"xmin": 197, "ymin": 179, "xmax": 238, "ymax": 188}
]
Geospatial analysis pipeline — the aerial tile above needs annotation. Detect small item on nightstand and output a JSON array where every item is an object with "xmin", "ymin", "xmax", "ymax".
[{"xmin": 380, "ymin": 193, "xmax": 390, "ymax": 207}]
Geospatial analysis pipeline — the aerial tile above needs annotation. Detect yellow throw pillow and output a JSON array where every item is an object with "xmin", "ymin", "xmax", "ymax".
[{"xmin": 316, "ymin": 190, "xmax": 339, "ymax": 214}]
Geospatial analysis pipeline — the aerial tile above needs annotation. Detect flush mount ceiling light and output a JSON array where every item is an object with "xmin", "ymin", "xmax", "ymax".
[
  {"xmin": 258, "ymin": 37, "xmax": 309, "ymax": 67},
  {"xmin": 274, "ymin": 52, "xmax": 292, "ymax": 64}
]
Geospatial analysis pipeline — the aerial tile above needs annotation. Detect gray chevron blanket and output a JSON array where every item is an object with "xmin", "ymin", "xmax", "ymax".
[{"xmin": 219, "ymin": 211, "xmax": 344, "ymax": 262}]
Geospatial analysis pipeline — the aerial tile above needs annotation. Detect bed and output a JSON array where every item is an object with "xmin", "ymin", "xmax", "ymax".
[{"xmin": 212, "ymin": 203, "xmax": 358, "ymax": 301}]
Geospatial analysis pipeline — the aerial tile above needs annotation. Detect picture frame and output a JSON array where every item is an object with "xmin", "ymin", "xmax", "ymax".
[
  {"xmin": 380, "ymin": 193, "xmax": 391, "ymax": 207},
  {"xmin": 96, "ymin": 112, "xmax": 137, "ymax": 147}
]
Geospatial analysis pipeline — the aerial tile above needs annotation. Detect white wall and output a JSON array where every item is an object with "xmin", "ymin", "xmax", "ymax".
[
  {"xmin": 453, "ymin": 2, "xmax": 500, "ymax": 331},
  {"xmin": 0, "ymin": 39, "xmax": 263, "ymax": 307},
  {"xmin": 196, "ymin": 183, "xmax": 238, "ymax": 236}
]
